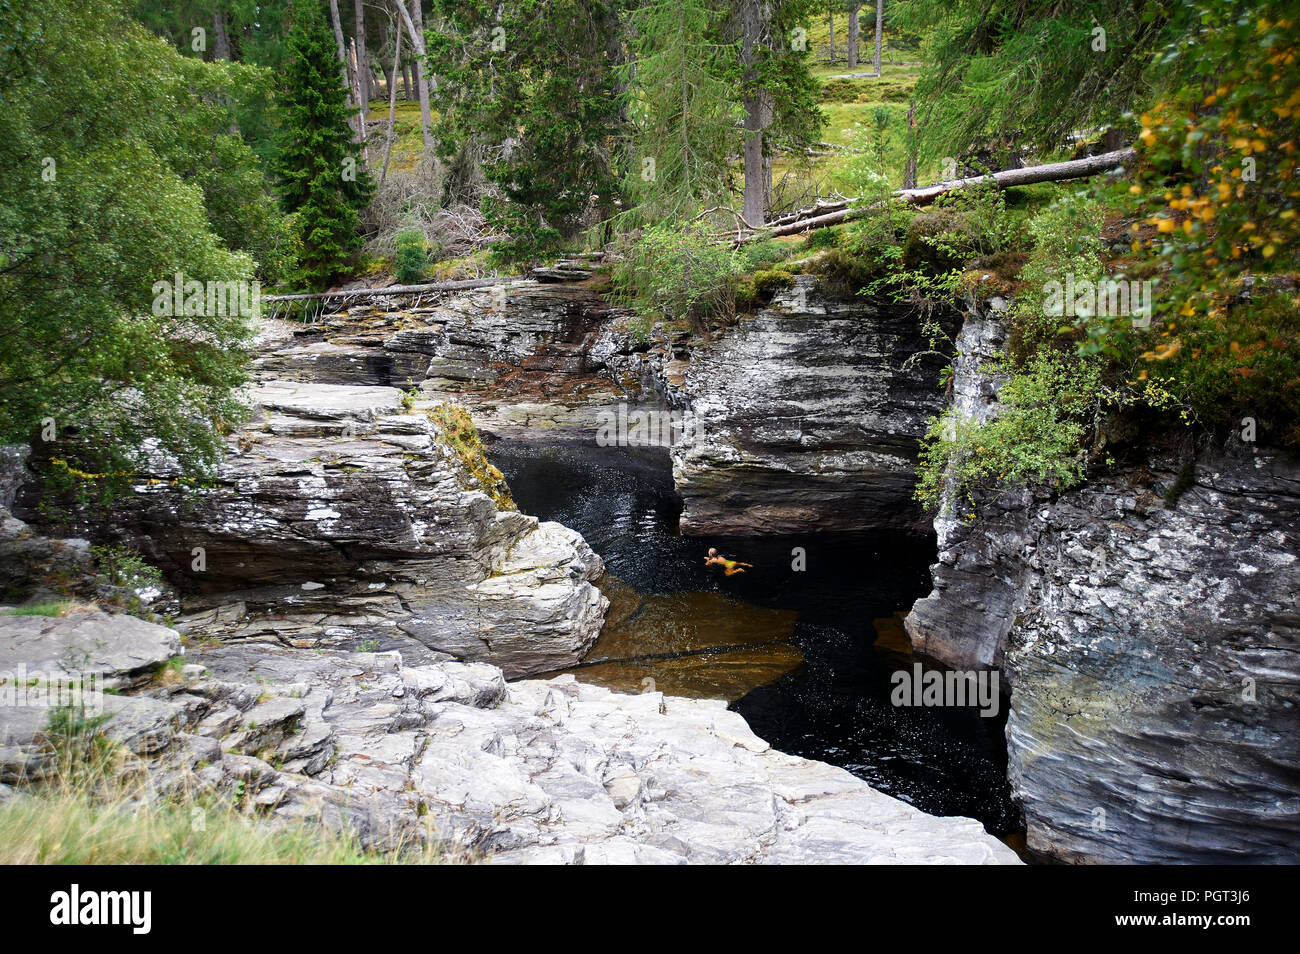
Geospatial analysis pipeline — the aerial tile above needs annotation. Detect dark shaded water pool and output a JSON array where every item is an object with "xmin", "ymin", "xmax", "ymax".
[{"xmin": 490, "ymin": 440, "xmax": 1021, "ymax": 837}]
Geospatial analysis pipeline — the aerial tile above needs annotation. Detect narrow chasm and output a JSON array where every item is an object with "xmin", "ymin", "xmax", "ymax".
[{"xmin": 491, "ymin": 439, "xmax": 1022, "ymax": 839}]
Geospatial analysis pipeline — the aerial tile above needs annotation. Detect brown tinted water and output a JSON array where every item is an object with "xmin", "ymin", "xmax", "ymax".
[{"xmin": 559, "ymin": 575, "xmax": 804, "ymax": 699}]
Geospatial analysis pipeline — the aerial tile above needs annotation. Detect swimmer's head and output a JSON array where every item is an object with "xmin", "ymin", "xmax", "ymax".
[{"xmin": 707, "ymin": 548, "xmax": 717, "ymax": 556}]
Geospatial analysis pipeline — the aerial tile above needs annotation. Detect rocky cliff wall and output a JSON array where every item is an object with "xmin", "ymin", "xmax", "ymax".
[
  {"xmin": 668, "ymin": 276, "xmax": 960, "ymax": 535},
  {"xmin": 14, "ymin": 314, "xmax": 608, "ymax": 679},
  {"xmin": 904, "ymin": 304, "xmax": 1300, "ymax": 863}
]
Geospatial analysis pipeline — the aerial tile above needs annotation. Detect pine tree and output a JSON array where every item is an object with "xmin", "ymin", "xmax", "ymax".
[
  {"xmin": 276, "ymin": 0, "xmax": 373, "ymax": 288},
  {"xmin": 619, "ymin": 0, "xmax": 742, "ymax": 223},
  {"xmin": 895, "ymin": 0, "xmax": 1188, "ymax": 166},
  {"xmin": 428, "ymin": 0, "xmax": 624, "ymax": 263}
]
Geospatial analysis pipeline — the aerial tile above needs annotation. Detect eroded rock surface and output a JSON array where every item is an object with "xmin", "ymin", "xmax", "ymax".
[
  {"xmin": 113, "ymin": 375, "xmax": 605, "ymax": 677},
  {"xmin": 904, "ymin": 307, "xmax": 1300, "ymax": 863},
  {"xmin": 255, "ymin": 275, "xmax": 959, "ymax": 537},
  {"xmin": 0, "ymin": 611, "xmax": 1020, "ymax": 865},
  {"xmin": 8, "ymin": 310, "xmax": 611, "ymax": 678},
  {"xmin": 999, "ymin": 450, "xmax": 1300, "ymax": 863},
  {"xmin": 670, "ymin": 276, "xmax": 959, "ymax": 535}
]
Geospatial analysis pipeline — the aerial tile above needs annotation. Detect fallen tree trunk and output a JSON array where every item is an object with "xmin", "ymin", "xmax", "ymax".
[
  {"xmin": 263, "ymin": 277, "xmax": 509, "ymax": 304},
  {"xmin": 731, "ymin": 147, "xmax": 1135, "ymax": 243}
]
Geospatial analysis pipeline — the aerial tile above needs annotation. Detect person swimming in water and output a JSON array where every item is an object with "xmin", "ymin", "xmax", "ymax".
[{"xmin": 704, "ymin": 547, "xmax": 753, "ymax": 576}]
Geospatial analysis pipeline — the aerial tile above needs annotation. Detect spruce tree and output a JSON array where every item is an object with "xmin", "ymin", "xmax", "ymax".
[
  {"xmin": 894, "ymin": 0, "xmax": 1189, "ymax": 165},
  {"xmin": 619, "ymin": 0, "xmax": 743, "ymax": 223},
  {"xmin": 428, "ymin": 0, "xmax": 625, "ymax": 262},
  {"xmin": 276, "ymin": 0, "xmax": 372, "ymax": 288}
]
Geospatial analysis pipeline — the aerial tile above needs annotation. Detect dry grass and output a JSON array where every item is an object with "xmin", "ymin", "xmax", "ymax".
[{"xmin": 0, "ymin": 707, "xmax": 452, "ymax": 865}]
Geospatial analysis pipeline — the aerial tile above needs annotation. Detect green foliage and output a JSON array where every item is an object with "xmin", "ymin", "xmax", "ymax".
[
  {"xmin": 722, "ymin": 0, "xmax": 826, "ymax": 160},
  {"xmin": 0, "ymin": 0, "xmax": 256, "ymax": 486},
  {"xmin": 916, "ymin": 353, "xmax": 1103, "ymax": 513},
  {"xmin": 802, "ymin": 227, "xmax": 841, "ymax": 250},
  {"xmin": 45, "ymin": 705, "xmax": 120, "ymax": 789},
  {"xmin": 751, "ymin": 267, "xmax": 796, "ymax": 296},
  {"xmin": 738, "ymin": 239, "xmax": 794, "ymax": 271},
  {"xmin": 0, "ymin": 602, "xmax": 78, "ymax": 618},
  {"xmin": 90, "ymin": 545, "xmax": 162, "ymax": 591},
  {"xmin": 823, "ymin": 115, "xmax": 915, "ymax": 282},
  {"xmin": 895, "ymin": 0, "xmax": 1190, "ymax": 165},
  {"xmin": 919, "ymin": 175, "xmax": 1019, "ymax": 266},
  {"xmin": 429, "ymin": 0, "xmax": 624, "ymax": 262},
  {"xmin": 618, "ymin": 0, "xmax": 743, "ymax": 223},
  {"xmin": 612, "ymin": 225, "xmax": 742, "ymax": 336},
  {"xmin": 1084, "ymin": 0, "xmax": 1300, "ymax": 445},
  {"xmin": 428, "ymin": 404, "xmax": 516, "ymax": 511},
  {"xmin": 394, "ymin": 229, "xmax": 429, "ymax": 284},
  {"xmin": 1007, "ymin": 191, "xmax": 1105, "ymax": 362},
  {"xmin": 819, "ymin": 75, "xmax": 915, "ymax": 105},
  {"xmin": 275, "ymin": 1, "xmax": 373, "ymax": 288}
]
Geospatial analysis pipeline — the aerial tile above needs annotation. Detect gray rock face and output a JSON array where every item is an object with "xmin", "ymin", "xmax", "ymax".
[
  {"xmin": 49, "ymin": 312, "xmax": 610, "ymax": 678},
  {"xmin": 0, "ymin": 445, "xmax": 100, "ymax": 604},
  {"xmin": 0, "ymin": 610, "xmax": 184, "ymax": 780},
  {"xmin": 0, "ymin": 609, "xmax": 180, "ymax": 690},
  {"xmin": 904, "ymin": 307, "xmax": 1300, "ymax": 863},
  {"xmin": 255, "ymin": 281, "xmax": 651, "ymax": 444},
  {"xmin": 999, "ymin": 450, "xmax": 1300, "ymax": 863},
  {"xmin": 0, "ymin": 612, "xmax": 1020, "ymax": 864},
  {"xmin": 257, "ymin": 276, "xmax": 958, "ymax": 538},
  {"xmin": 670, "ymin": 276, "xmax": 959, "ymax": 535},
  {"xmin": 905, "ymin": 311, "xmax": 1016, "ymax": 670}
]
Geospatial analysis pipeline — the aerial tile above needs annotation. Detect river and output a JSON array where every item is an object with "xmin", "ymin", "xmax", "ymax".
[{"xmin": 491, "ymin": 440, "xmax": 1022, "ymax": 838}]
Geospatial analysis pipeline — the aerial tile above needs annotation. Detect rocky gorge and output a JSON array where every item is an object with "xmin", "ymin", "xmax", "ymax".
[
  {"xmin": 0, "ymin": 273, "xmax": 1018, "ymax": 864},
  {"xmin": 3, "ymin": 268, "xmax": 1295, "ymax": 864},
  {"xmin": 0, "ymin": 608, "xmax": 1017, "ymax": 863}
]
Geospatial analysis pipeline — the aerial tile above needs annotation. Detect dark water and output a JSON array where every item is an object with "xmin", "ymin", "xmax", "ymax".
[{"xmin": 490, "ymin": 440, "xmax": 1022, "ymax": 837}]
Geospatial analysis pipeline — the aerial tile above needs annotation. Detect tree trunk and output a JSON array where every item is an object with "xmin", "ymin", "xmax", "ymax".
[
  {"xmin": 212, "ymin": 9, "xmax": 232, "ymax": 60},
  {"xmin": 873, "ymin": 0, "xmax": 883, "ymax": 75},
  {"xmin": 327, "ymin": 0, "xmax": 356, "ymax": 136},
  {"xmin": 402, "ymin": 60, "xmax": 412, "ymax": 101},
  {"xmin": 733, "ymin": 147, "xmax": 1138, "ymax": 242},
  {"xmin": 397, "ymin": 0, "xmax": 434, "ymax": 153},
  {"xmin": 380, "ymin": 16, "xmax": 404, "ymax": 186},
  {"xmin": 739, "ymin": 0, "xmax": 770, "ymax": 228},
  {"xmin": 827, "ymin": 3, "xmax": 835, "ymax": 63},
  {"xmin": 903, "ymin": 99, "xmax": 918, "ymax": 188},
  {"xmin": 846, "ymin": 3, "xmax": 860, "ymax": 70},
  {"xmin": 378, "ymin": 19, "xmax": 392, "ymax": 99},
  {"xmin": 354, "ymin": 0, "xmax": 370, "ymax": 109},
  {"xmin": 349, "ymin": 38, "xmax": 370, "ymax": 163}
]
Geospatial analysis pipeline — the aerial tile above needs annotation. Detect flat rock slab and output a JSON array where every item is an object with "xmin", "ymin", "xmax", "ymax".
[
  {"xmin": 185, "ymin": 643, "xmax": 1020, "ymax": 865},
  {"xmin": 0, "ymin": 609, "xmax": 180, "ymax": 687},
  {"xmin": 249, "ymin": 381, "xmax": 406, "ymax": 421}
]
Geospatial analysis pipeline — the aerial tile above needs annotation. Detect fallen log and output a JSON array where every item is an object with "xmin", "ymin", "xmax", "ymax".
[
  {"xmin": 262, "ymin": 276, "xmax": 512, "ymax": 303},
  {"xmin": 732, "ymin": 147, "xmax": 1136, "ymax": 243}
]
